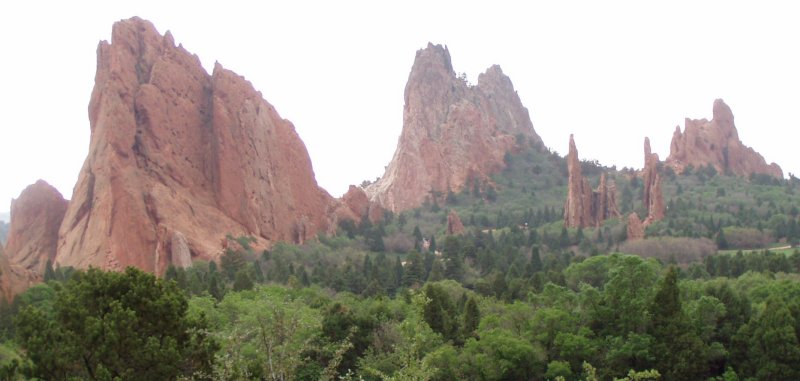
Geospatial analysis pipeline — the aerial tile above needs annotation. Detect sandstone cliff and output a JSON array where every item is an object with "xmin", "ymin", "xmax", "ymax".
[
  {"xmin": 666, "ymin": 99, "xmax": 782, "ymax": 178},
  {"xmin": 366, "ymin": 43, "xmax": 543, "ymax": 212},
  {"xmin": 563, "ymin": 135, "xmax": 620, "ymax": 228},
  {"xmin": 4, "ymin": 180, "xmax": 68, "ymax": 273},
  {"xmin": 55, "ymin": 18, "xmax": 334, "ymax": 273}
]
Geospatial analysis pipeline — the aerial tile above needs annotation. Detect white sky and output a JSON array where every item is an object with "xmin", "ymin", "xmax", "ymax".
[{"xmin": 1, "ymin": 1, "xmax": 798, "ymax": 212}]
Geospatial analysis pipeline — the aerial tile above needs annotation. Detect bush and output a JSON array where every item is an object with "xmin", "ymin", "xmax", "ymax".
[
  {"xmin": 722, "ymin": 227, "xmax": 773, "ymax": 249},
  {"xmin": 619, "ymin": 237, "xmax": 716, "ymax": 265}
]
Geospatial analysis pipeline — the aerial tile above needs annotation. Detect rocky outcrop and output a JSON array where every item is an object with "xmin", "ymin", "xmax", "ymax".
[
  {"xmin": 447, "ymin": 210, "xmax": 465, "ymax": 235},
  {"xmin": 0, "ymin": 244, "xmax": 38, "ymax": 302},
  {"xmin": 366, "ymin": 43, "xmax": 543, "ymax": 212},
  {"xmin": 4, "ymin": 180, "xmax": 68, "ymax": 273},
  {"xmin": 642, "ymin": 138, "xmax": 665, "ymax": 225},
  {"xmin": 331, "ymin": 186, "xmax": 385, "ymax": 229},
  {"xmin": 55, "ymin": 18, "xmax": 333, "ymax": 274},
  {"xmin": 627, "ymin": 213, "xmax": 645, "ymax": 241},
  {"xmin": 563, "ymin": 135, "xmax": 620, "ymax": 228},
  {"xmin": 666, "ymin": 99, "xmax": 782, "ymax": 178}
]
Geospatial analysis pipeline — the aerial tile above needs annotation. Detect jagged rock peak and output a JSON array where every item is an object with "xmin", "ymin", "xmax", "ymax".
[
  {"xmin": 666, "ymin": 99, "xmax": 782, "ymax": 178},
  {"xmin": 55, "ymin": 17, "xmax": 334, "ymax": 274},
  {"xmin": 366, "ymin": 43, "xmax": 543, "ymax": 212},
  {"xmin": 563, "ymin": 135, "xmax": 620, "ymax": 228},
  {"xmin": 5, "ymin": 180, "xmax": 68, "ymax": 274},
  {"xmin": 414, "ymin": 43, "xmax": 454, "ymax": 74}
]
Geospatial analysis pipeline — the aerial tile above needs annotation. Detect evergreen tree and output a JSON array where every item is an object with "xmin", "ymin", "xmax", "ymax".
[
  {"xmin": 394, "ymin": 257, "xmax": 404, "ymax": 290},
  {"xmin": 14, "ymin": 268, "xmax": 217, "ymax": 380},
  {"xmin": 43, "ymin": 259, "xmax": 56, "ymax": 282},
  {"xmin": 529, "ymin": 246, "xmax": 543, "ymax": 274},
  {"xmin": 739, "ymin": 296, "xmax": 800, "ymax": 380},
  {"xmin": 428, "ymin": 260, "xmax": 444, "ymax": 282},
  {"xmin": 252, "ymin": 261, "xmax": 265, "ymax": 283},
  {"xmin": 649, "ymin": 266, "xmax": 708, "ymax": 380},
  {"xmin": 403, "ymin": 251, "xmax": 425, "ymax": 287},
  {"xmin": 209, "ymin": 273, "xmax": 224, "ymax": 301},
  {"xmin": 463, "ymin": 296, "xmax": 480, "ymax": 337},
  {"xmin": 232, "ymin": 269, "xmax": 254, "ymax": 292},
  {"xmin": 443, "ymin": 236, "xmax": 465, "ymax": 282}
]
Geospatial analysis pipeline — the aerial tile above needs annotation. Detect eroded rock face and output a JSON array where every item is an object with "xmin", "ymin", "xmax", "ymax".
[
  {"xmin": 564, "ymin": 135, "xmax": 620, "ymax": 228},
  {"xmin": 642, "ymin": 137, "xmax": 665, "ymax": 225},
  {"xmin": 447, "ymin": 210, "xmax": 465, "ymax": 235},
  {"xmin": 0, "ymin": 246, "xmax": 37, "ymax": 302},
  {"xmin": 666, "ymin": 99, "xmax": 782, "ymax": 178},
  {"xmin": 4, "ymin": 180, "xmax": 68, "ymax": 273},
  {"xmin": 56, "ymin": 18, "xmax": 333, "ymax": 274},
  {"xmin": 627, "ymin": 213, "xmax": 645, "ymax": 241},
  {"xmin": 366, "ymin": 43, "xmax": 543, "ymax": 212}
]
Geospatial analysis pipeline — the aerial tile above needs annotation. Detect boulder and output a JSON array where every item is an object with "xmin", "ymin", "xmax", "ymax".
[{"xmin": 4, "ymin": 180, "xmax": 68, "ymax": 273}]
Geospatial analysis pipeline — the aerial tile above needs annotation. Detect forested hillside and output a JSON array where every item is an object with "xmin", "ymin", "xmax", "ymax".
[{"xmin": 2, "ymin": 144, "xmax": 799, "ymax": 380}]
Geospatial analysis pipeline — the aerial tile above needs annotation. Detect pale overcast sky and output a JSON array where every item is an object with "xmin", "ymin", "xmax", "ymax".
[{"xmin": 1, "ymin": 1, "xmax": 798, "ymax": 212}]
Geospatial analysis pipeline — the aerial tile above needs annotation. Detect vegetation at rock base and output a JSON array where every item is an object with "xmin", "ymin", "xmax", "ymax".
[{"xmin": 1, "ymin": 146, "xmax": 799, "ymax": 380}]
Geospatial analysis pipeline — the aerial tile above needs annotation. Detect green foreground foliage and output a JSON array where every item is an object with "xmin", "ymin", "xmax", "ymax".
[
  {"xmin": 2, "ymin": 145, "xmax": 800, "ymax": 380},
  {"xmin": 4, "ymin": 246, "xmax": 799, "ymax": 380},
  {"xmin": 6, "ymin": 268, "xmax": 217, "ymax": 380}
]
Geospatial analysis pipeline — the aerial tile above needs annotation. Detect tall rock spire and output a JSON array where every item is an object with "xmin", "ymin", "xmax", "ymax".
[
  {"xmin": 563, "ymin": 135, "xmax": 620, "ymax": 228},
  {"xmin": 366, "ymin": 43, "xmax": 544, "ymax": 212}
]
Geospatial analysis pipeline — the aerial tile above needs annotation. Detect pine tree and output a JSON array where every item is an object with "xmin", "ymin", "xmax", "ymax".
[
  {"xmin": 649, "ymin": 266, "xmax": 708, "ymax": 380},
  {"xmin": 463, "ymin": 297, "xmax": 480, "ymax": 337},
  {"xmin": 43, "ymin": 259, "xmax": 56, "ymax": 282},
  {"xmin": 743, "ymin": 296, "xmax": 800, "ymax": 380},
  {"xmin": 209, "ymin": 273, "xmax": 224, "ymax": 301},
  {"xmin": 530, "ymin": 246, "xmax": 543, "ymax": 273},
  {"xmin": 252, "ymin": 261, "xmax": 265, "ymax": 283},
  {"xmin": 232, "ymin": 269, "xmax": 254, "ymax": 292}
]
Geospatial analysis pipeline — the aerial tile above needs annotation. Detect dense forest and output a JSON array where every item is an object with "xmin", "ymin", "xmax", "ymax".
[{"xmin": 1, "ymin": 145, "xmax": 799, "ymax": 380}]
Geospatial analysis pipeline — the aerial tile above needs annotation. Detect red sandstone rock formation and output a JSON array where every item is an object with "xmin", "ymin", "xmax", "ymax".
[
  {"xmin": 4, "ymin": 180, "xmax": 68, "ymax": 273},
  {"xmin": 0, "ymin": 244, "xmax": 37, "ymax": 302},
  {"xmin": 55, "ymin": 18, "xmax": 333, "ymax": 274},
  {"xmin": 447, "ymin": 210, "xmax": 465, "ymax": 235},
  {"xmin": 642, "ymin": 138, "xmax": 665, "ymax": 225},
  {"xmin": 331, "ymin": 186, "xmax": 385, "ymax": 228},
  {"xmin": 366, "ymin": 43, "xmax": 543, "ymax": 212},
  {"xmin": 666, "ymin": 99, "xmax": 782, "ymax": 178},
  {"xmin": 563, "ymin": 135, "xmax": 620, "ymax": 228},
  {"xmin": 627, "ymin": 213, "xmax": 645, "ymax": 241}
]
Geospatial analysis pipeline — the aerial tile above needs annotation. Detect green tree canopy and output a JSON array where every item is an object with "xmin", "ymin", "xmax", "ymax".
[{"xmin": 15, "ymin": 267, "xmax": 217, "ymax": 380}]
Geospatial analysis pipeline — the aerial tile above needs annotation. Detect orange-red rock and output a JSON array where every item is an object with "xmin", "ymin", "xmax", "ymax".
[
  {"xmin": 642, "ymin": 137, "xmax": 665, "ymax": 225},
  {"xmin": 55, "ymin": 18, "xmax": 333, "ymax": 274},
  {"xmin": 4, "ymin": 180, "xmax": 68, "ymax": 273},
  {"xmin": 447, "ymin": 210, "xmax": 465, "ymax": 235},
  {"xmin": 627, "ymin": 213, "xmax": 645, "ymax": 241},
  {"xmin": 366, "ymin": 43, "xmax": 543, "ymax": 212},
  {"xmin": 666, "ymin": 99, "xmax": 782, "ymax": 178},
  {"xmin": 564, "ymin": 135, "xmax": 620, "ymax": 228},
  {"xmin": 0, "ymin": 244, "xmax": 37, "ymax": 302}
]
